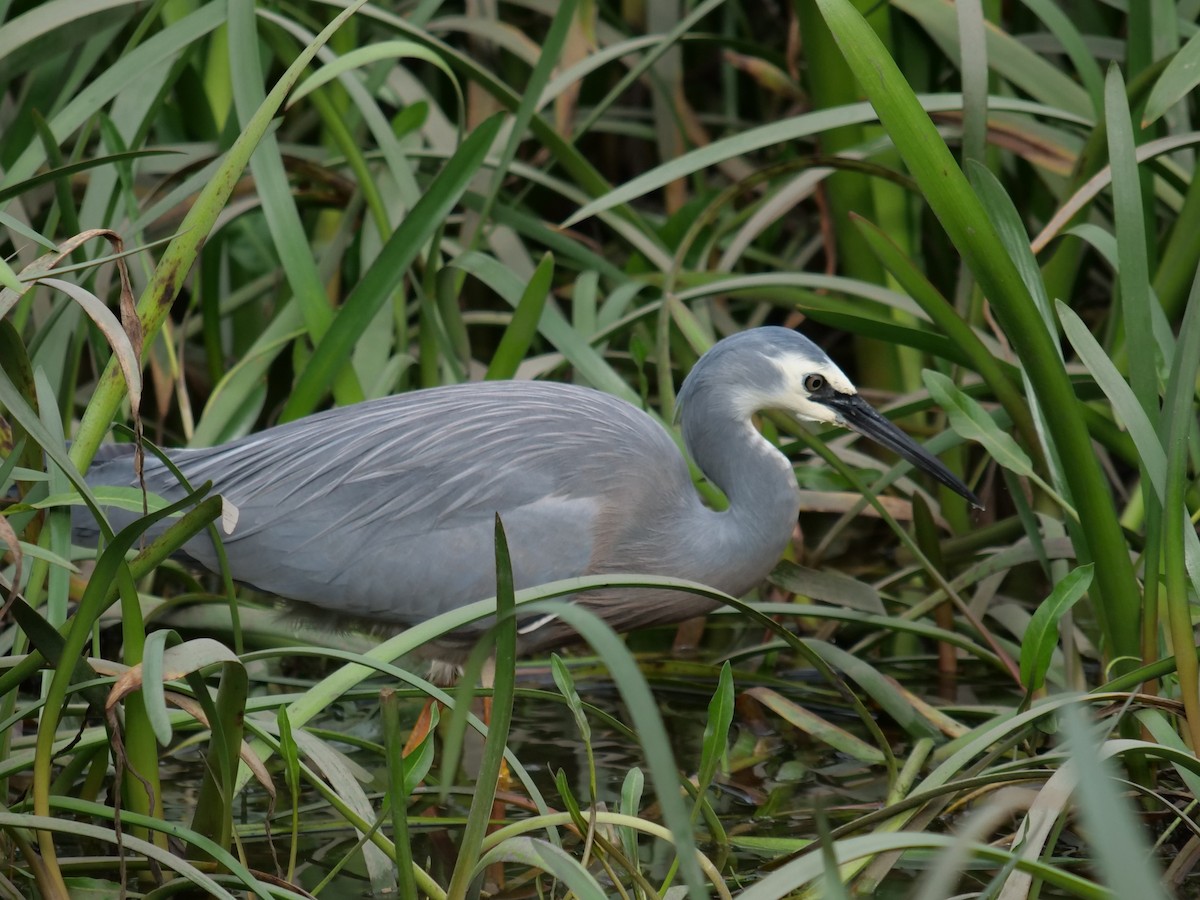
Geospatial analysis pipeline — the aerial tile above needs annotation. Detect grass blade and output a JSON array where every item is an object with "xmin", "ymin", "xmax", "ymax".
[
  {"xmin": 813, "ymin": 0, "xmax": 1142, "ymax": 664},
  {"xmin": 445, "ymin": 515, "xmax": 517, "ymax": 900},
  {"xmin": 1019, "ymin": 565, "xmax": 1093, "ymax": 694},
  {"xmin": 281, "ymin": 113, "xmax": 504, "ymax": 420},
  {"xmin": 1161, "ymin": 262, "xmax": 1200, "ymax": 751},
  {"xmin": 486, "ymin": 252, "xmax": 553, "ymax": 380},
  {"xmin": 70, "ymin": 0, "xmax": 368, "ymax": 468}
]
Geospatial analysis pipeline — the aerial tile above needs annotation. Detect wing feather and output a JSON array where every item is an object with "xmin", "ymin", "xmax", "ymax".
[
  {"xmin": 100, "ymin": 381, "xmax": 694, "ymax": 625},
  {"xmin": 160, "ymin": 382, "xmax": 675, "ymax": 531}
]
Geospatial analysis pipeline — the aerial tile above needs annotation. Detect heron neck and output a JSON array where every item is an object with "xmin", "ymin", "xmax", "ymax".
[{"xmin": 681, "ymin": 407, "xmax": 801, "ymax": 592}]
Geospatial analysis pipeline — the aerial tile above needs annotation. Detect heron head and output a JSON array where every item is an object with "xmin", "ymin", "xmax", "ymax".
[
  {"xmin": 675, "ymin": 327, "xmax": 980, "ymax": 508},
  {"xmin": 693, "ymin": 327, "xmax": 983, "ymax": 508},
  {"xmin": 766, "ymin": 345, "xmax": 982, "ymax": 508}
]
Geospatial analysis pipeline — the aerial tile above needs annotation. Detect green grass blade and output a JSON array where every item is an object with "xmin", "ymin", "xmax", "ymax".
[
  {"xmin": 281, "ymin": 113, "xmax": 504, "ymax": 420},
  {"xmin": 485, "ymin": 252, "xmax": 553, "ymax": 380},
  {"xmin": 746, "ymin": 686, "xmax": 885, "ymax": 764},
  {"xmin": 890, "ymin": 0, "xmax": 1092, "ymax": 118},
  {"xmin": 139, "ymin": 629, "xmax": 184, "ymax": 746},
  {"xmin": 922, "ymin": 371, "xmax": 1034, "ymax": 479},
  {"xmin": 276, "ymin": 706, "xmax": 303, "ymax": 884},
  {"xmin": 1105, "ymin": 65, "xmax": 1158, "ymax": 416},
  {"xmin": 569, "ymin": 94, "xmax": 1083, "ymax": 228},
  {"xmin": 1019, "ymin": 565, "xmax": 1093, "ymax": 693},
  {"xmin": 1017, "ymin": 0, "xmax": 1105, "ymax": 114},
  {"xmin": 0, "ymin": 812, "xmax": 248, "ymax": 899},
  {"xmin": 185, "ymin": 648, "xmax": 249, "ymax": 852},
  {"xmin": 1161, "ymin": 263, "xmax": 1200, "ymax": 751},
  {"xmin": 445, "ymin": 515, "xmax": 518, "ymax": 900},
  {"xmin": 739, "ymin": 830, "xmax": 1109, "ymax": 899},
  {"xmin": 1059, "ymin": 706, "xmax": 1170, "ymax": 900},
  {"xmin": 449, "ymin": 252, "xmax": 638, "ymax": 400},
  {"xmin": 619, "ymin": 767, "xmax": 644, "ymax": 871},
  {"xmin": 70, "ymin": 0, "xmax": 369, "ymax": 468},
  {"xmin": 30, "ymin": 484, "xmax": 213, "ymax": 868},
  {"xmin": 793, "ymin": 0, "xmax": 889, "ymax": 383},
  {"xmin": 466, "ymin": 0, "xmax": 579, "ymax": 245},
  {"xmin": 227, "ymin": 0, "xmax": 364, "ymax": 407},
  {"xmin": 380, "ymin": 690, "xmax": 418, "ymax": 900},
  {"xmin": 693, "ymin": 661, "xmax": 734, "ymax": 820},
  {"xmin": 551, "ymin": 654, "xmax": 596, "ymax": 804},
  {"xmin": 1057, "ymin": 295, "xmax": 1200, "ymax": 600},
  {"xmin": 0, "ymin": 4, "xmax": 225, "ymax": 188},
  {"xmin": 1142, "ymin": 26, "xmax": 1200, "ymax": 126},
  {"xmin": 1055, "ymin": 300, "xmax": 1167, "ymax": 496},
  {"xmin": 813, "ymin": 0, "xmax": 1142, "ymax": 664},
  {"xmin": 852, "ymin": 214, "xmax": 1039, "ymax": 456},
  {"xmin": 515, "ymin": 600, "xmax": 708, "ymax": 899},
  {"xmin": 289, "ymin": 40, "xmax": 464, "ymax": 117},
  {"xmin": 473, "ymin": 837, "xmax": 607, "ymax": 900}
]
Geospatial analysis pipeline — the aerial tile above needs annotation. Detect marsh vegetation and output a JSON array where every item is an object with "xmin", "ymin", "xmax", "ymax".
[{"xmin": 1, "ymin": 0, "xmax": 1199, "ymax": 897}]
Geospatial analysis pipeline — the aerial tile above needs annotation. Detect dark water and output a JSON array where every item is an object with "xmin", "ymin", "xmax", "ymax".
[
  {"xmin": 148, "ymin": 617, "xmax": 1030, "ymax": 897},
  {"xmin": 212, "ymin": 645, "xmax": 909, "ymax": 895}
]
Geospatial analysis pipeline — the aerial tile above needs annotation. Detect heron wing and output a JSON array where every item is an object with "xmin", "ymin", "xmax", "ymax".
[
  {"xmin": 112, "ymin": 382, "xmax": 691, "ymax": 623},
  {"xmin": 161, "ymin": 381, "xmax": 671, "ymax": 534}
]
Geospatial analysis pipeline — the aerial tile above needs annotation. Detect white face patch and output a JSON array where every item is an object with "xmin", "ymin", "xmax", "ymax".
[
  {"xmin": 723, "ymin": 352, "xmax": 858, "ymax": 425},
  {"xmin": 769, "ymin": 354, "xmax": 857, "ymax": 425}
]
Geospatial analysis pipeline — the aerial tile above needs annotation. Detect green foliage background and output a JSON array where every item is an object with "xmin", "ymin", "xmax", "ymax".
[{"xmin": 0, "ymin": 1, "xmax": 1198, "ymax": 897}]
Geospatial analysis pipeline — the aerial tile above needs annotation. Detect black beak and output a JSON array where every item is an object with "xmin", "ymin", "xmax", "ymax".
[{"xmin": 822, "ymin": 392, "xmax": 983, "ymax": 509}]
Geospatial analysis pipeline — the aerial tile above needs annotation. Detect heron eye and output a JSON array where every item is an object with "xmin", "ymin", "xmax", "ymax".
[{"xmin": 803, "ymin": 374, "xmax": 824, "ymax": 393}]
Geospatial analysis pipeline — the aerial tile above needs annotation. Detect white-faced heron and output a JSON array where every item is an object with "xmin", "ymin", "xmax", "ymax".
[{"xmin": 75, "ymin": 327, "xmax": 979, "ymax": 661}]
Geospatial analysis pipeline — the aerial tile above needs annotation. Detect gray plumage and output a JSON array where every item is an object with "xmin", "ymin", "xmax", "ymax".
[{"xmin": 76, "ymin": 327, "xmax": 979, "ymax": 658}]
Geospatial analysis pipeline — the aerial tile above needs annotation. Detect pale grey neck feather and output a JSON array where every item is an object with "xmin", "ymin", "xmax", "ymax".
[{"xmin": 677, "ymin": 381, "xmax": 801, "ymax": 597}]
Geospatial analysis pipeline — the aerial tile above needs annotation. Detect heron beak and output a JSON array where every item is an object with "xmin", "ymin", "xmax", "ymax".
[{"xmin": 821, "ymin": 392, "xmax": 983, "ymax": 509}]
